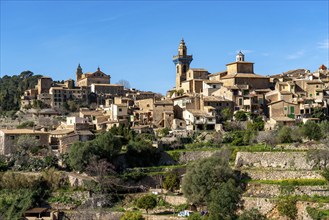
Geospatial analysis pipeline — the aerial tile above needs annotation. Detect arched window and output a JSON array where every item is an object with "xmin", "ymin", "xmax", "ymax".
[
  {"xmin": 183, "ymin": 65, "xmax": 187, "ymax": 73},
  {"xmin": 176, "ymin": 66, "xmax": 179, "ymax": 73}
]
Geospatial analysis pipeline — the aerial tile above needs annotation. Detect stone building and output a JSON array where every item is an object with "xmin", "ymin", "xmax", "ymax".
[
  {"xmin": 90, "ymin": 83, "xmax": 124, "ymax": 96},
  {"xmin": 0, "ymin": 129, "xmax": 49, "ymax": 155},
  {"xmin": 153, "ymin": 99, "xmax": 174, "ymax": 128},
  {"xmin": 76, "ymin": 65, "xmax": 111, "ymax": 87},
  {"xmin": 219, "ymin": 52, "xmax": 270, "ymax": 89}
]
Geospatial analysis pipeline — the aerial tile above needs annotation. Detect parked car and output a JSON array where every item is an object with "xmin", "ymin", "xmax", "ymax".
[{"xmin": 178, "ymin": 210, "xmax": 193, "ymax": 217}]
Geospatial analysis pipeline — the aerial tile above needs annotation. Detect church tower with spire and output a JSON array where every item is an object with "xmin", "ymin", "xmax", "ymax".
[
  {"xmin": 173, "ymin": 39, "xmax": 193, "ymax": 89},
  {"xmin": 76, "ymin": 64, "xmax": 83, "ymax": 82}
]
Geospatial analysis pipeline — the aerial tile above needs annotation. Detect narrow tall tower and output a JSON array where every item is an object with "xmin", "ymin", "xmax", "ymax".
[
  {"xmin": 173, "ymin": 39, "xmax": 193, "ymax": 89},
  {"xmin": 76, "ymin": 64, "xmax": 83, "ymax": 82}
]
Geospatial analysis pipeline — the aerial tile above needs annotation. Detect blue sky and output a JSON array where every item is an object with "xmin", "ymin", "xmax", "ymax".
[{"xmin": 1, "ymin": 1, "xmax": 328, "ymax": 94}]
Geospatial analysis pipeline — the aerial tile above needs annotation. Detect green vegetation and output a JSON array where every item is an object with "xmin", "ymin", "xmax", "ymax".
[
  {"xmin": 69, "ymin": 132, "xmax": 122, "ymax": 171},
  {"xmin": 250, "ymin": 179, "xmax": 328, "ymax": 186},
  {"xmin": 302, "ymin": 121, "xmax": 323, "ymax": 141},
  {"xmin": 120, "ymin": 211, "xmax": 145, "ymax": 220},
  {"xmin": 0, "ymin": 71, "xmax": 42, "ymax": 113},
  {"xmin": 277, "ymin": 197, "xmax": 297, "ymax": 220},
  {"xmin": 136, "ymin": 194, "xmax": 157, "ymax": 214},
  {"xmin": 321, "ymin": 168, "xmax": 329, "ymax": 182},
  {"xmin": 234, "ymin": 110, "xmax": 248, "ymax": 121},
  {"xmin": 163, "ymin": 172, "xmax": 180, "ymax": 192},
  {"xmin": 182, "ymin": 151, "xmax": 246, "ymax": 220},
  {"xmin": 187, "ymin": 213, "xmax": 204, "ymax": 220},
  {"xmin": 0, "ymin": 170, "xmax": 68, "ymax": 220},
  {"xmin": 16, "ymin": 121, "xmax": 35, "ymax": 129},
  {"xmin": 307, "ymin": 207, "xmax": 329, "ymax": 220},
  {"xmin": 238, "ymin": 208, "xmax": 267, "ymax": 220}
]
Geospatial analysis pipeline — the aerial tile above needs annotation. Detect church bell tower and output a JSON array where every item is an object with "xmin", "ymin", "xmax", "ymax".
[
  {"xmin": 76, "ymin": 64, "xmax": 83, "ymax": 82},
  {"xmin": 173, "ymin": 39, "xmax": 193, "ymax": 89}
]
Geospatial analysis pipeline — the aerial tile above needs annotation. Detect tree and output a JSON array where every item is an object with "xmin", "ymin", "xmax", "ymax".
[
  {"xmin": 276, "ymin": 126, "xmax": 293, "ymax": 143},
  {"xmin": 93, "ymin": 132, "xmax": 123, "ymax": 160},
  {"xmin": 302, "ymin": 121, "xmax": 323, "ymax": 141},
  {"xmin": 238, "ymin": 208, "xmax": 267, "ymax": 220},
  {"xmin": 256, "ymin": 131, "xmax": 278, "ymax": 149},
  {"xmin": 120, "ymin": 212, "xmax": 145, "ymax": 220},
  {"xmin": 15, "ymin": 135, "xmax": 40, "ymax": 152},
  {"xmin": 86, "ymin": 157, "xmax": 115, "ymax": 177},
  {"xmin": 163, "ymin": 172, "xmax": 180, "ymax": 192},
  {"xmin": 221, "ymin": 108, "xmax": 233, "ymax": 121},
  {"xmin": 68, "ymin": 142, "xmax": 94, "ymax": 171},
  {"xmin": 182, "ymin": 155, "xmax": 236, "ymax": 205},
  {"xmin": 136, "ymin": 195, "xmax": 157, "ymax": 214},
  {"xmin": 234, "ymin": 111, "xmax": 247, "ymax": 121},
  {"xmin": 311, "ymin": 107, "xmax": 328, "ymax": 121},
  {"xmin": 208, "ymin": 179, "xmax": 242, "ymax": 220},
  {"xmin": 117, "ymin": 79, "xmax": 131, "ymax": 89}
]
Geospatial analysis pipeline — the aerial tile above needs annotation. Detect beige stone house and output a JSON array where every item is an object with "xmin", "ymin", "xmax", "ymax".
[
  {"xmin": 153, "ymin": 99, "xmax": 174, "ymax": 128},
  {"xmin": 0, "ymin": 129, "xmax": 49, "ymax": 155}
]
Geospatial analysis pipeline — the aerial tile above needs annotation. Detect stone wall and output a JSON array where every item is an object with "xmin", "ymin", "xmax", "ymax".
[
  {"xmin": 178, "ymin": 150, "xmax": 220, "ymax": 164},
  {"xmin": 235, "ymin": 152, "xmax": 316, "ymax": 170},
  {"xmin": 164, "ymin": 195, "xmax": 187, "ymax": 206},
  {"xmin": 245, "ymin": 183, "xmax": 329, "ymax": 197},
  {"xmin": 242, "ymin": 197, "xmax": 276, "ymax": 215},
  {"xmin": 244, "ymin": 170, "xmax": 323, "ymax": 180},
  {"xmin": 243, "ymin": 197, "xmax": 329, "ymax": 220},
  {"xmin": 277, "ymin": 143, "xmax": 326, "ymax": 150}
]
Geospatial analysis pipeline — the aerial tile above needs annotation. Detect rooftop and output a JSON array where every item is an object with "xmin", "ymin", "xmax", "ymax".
[{"xmin": 0, "ymin": 129, "xmax": 49, "ymax": 134}]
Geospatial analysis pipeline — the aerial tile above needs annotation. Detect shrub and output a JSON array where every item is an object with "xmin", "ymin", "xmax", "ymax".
[
  {"xmin": 321, "ymin": 168, "xmax": 329, "ymax": 182},
  {"xmin": 188, "ymin": 213, "xmax": 203, "ymax": 220},
  {"xmin": 277, "ymin": 197, "xmax": 297, "ymax": 220},
  {"xmin": 302, "ymin": 121, "xmax": 323, "ymax": 141},
  {"xmin": 136, "ymin": 194, "xmax": 157, "ymax": 214},
  {"xmin": 120, "ymin": 211, "xmax": 145, "ymax": 220},
  {"xmin": 234, "ymin": 111, "xmax": 248, "ymax": 121},
  {"xmin": 277, "ymin": 126, "xmax": 293, "ymax": 143},
  {"xmin": 238, "ymin": 208, "xmax": 267, "ymax": 220},
  {"xmin": 163, "ymin": 172, "xmax": 180, "ymax": 192}
]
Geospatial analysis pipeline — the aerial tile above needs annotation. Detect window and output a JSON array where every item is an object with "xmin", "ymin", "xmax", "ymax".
[
  {"xmin": 119, "ymin": 108, "xmax": 122, "ymax": 112},
  {"xmin": 9, "ymin": 136, "xmax": 15, "ymax": 140},
  {"xmin": 213, "ymin": 85, "xmax": 216, "ymax": 89},
  {"xmin": 146, "ymin": 104, "xmax": 150, "ymax": 107},
  {"xmin": 316, "ymin": 92, "xmax": 319, "ymax": 96},
  {"xmin": 309, "ymin": 94, "xmax": 312, "ymax": 97},
  {"xmin": 196, "ymin": 117, "xmax": 200, "ymax": 120},
  {"xmin": 239, "ymin": 99, "xmax": 243, "ymax": 105},
  {"xmin": 35, "ymin": 136, "xmax": 40, "ymax": 140}
]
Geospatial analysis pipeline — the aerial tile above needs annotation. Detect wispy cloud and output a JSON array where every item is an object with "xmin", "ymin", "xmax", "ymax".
[
  {"xmin": 317, "ymin": 39, "xmax": 329, "ymax": 49},
  {"xmin": 286, "ymin": 50, "xmax": 305, "ymax": 60},
  {"xmin": 236, "ymin": 49, "xmax": 253, "ymax": 54},
  {"xmin": 261, "ymin": 53, "xmax": 270, "ymax": 57}
]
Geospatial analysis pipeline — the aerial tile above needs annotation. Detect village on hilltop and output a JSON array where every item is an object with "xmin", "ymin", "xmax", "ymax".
[
  {"xmin": 1, "ymin": 39, "xmax": 328, "ymax": 155},
  {"xmin": 0, "ymin": 40, "xmax": 329, "ymax": 220}
]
